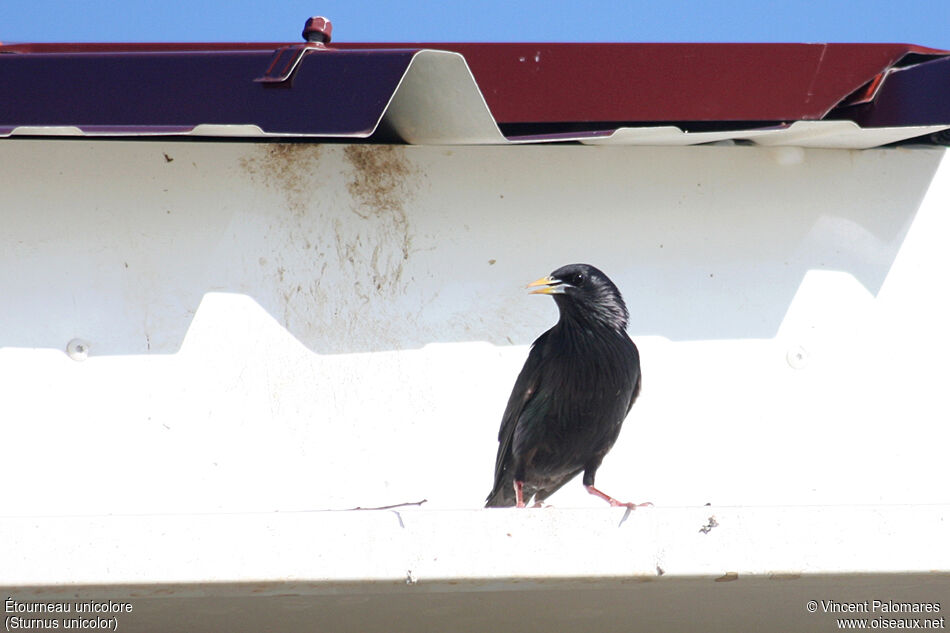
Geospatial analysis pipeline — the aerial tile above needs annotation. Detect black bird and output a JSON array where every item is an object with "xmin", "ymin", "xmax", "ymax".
[{"xmin": 485, "ymin": 264, "xmax": 645, "ymax": 509}]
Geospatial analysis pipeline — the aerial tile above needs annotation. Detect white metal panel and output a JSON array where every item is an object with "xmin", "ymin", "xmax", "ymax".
[
  {"xmin": 382, "ymin": 49, "xmax": 508, "ymax": 144},
  {"xmin": 582, "ymin": 120, "xmax": 950, "ymax": 148},
  {"xmin": 1, "ymin": 141, "xmax": 948, "ymax": 514},
  {"xmin": 3, "ymin": 507, "xmax": 949, "ymax": 632}
]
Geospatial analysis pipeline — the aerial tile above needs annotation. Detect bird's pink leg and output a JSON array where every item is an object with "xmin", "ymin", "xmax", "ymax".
[
  {"xmin": 514, "ymin": 480, "xmax": 526, "ymax": 508},
  {"xmin": 585, "ymin": 485, "xmax": 652, "ymax": 510}
]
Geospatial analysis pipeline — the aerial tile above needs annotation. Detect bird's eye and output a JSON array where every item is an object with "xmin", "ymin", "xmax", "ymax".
[{"xmin": 571, "ymin": 272, "xmax": 585, "ymax": 286}]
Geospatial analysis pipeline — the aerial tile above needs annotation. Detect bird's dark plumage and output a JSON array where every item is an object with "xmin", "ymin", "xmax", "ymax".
[{"xmin": 486, "ymin": 263, "xmax": 642, "ymax": 508}]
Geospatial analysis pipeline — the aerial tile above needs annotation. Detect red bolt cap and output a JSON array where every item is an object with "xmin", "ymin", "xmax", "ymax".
[{"xmin": 303, "ymin": 16, "xmax": 332, "ymax": 44}]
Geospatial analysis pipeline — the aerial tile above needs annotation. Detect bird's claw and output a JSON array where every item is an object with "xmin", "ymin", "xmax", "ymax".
[
  {"xmin": 585, "ymin": 484, "xmax": 651, "ymax": 509},
  {"xmin": 610, "ymin": 500, "xmax": 653, "ymax": 509}
]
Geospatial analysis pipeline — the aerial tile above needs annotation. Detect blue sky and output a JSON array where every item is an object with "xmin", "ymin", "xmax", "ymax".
[{"xmin": 3, "ymin": 1, "xmax": 950, "ymax": 48}]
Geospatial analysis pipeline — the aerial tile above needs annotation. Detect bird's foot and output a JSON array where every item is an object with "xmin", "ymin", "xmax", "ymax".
[
  {"xmin": 612, "ymin": 500, "xmax": 653, "ymax": 510},
  {"xmin": 585, "ymin": 485, "xmax": 652, "ymax": 509}
]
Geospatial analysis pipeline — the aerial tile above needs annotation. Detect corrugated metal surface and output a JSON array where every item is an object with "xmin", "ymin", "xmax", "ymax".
[
  {"xmin": 1, "ymin": 138, "xmax": 949, "ymax": 632},
  {"xmin": 1, "ymin": 41, "xmax": 949, "ymax": 146},
  {"xmin": 0, "ymin": 47, "xmax": 418, "ymax": 137}
]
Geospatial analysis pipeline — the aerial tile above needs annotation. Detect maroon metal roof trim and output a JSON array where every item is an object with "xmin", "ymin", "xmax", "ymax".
[
  {"xmin": 335, "ymin": 42, "xmax": 948, "ymax": 123},
  {"xmin": 0, "ymin": 47, "xmax": 420, "ymax": 137},
  {"xmin": 836, "ymin": 55, "xmax": 950, "ymax": 129},
  {"xmin": 1, "ymin": 40, "xmax": 948, "ymax": 141}
]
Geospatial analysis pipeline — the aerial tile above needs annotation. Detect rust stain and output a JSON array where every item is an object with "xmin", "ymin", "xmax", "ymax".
[
  {"xmin": 344, "ymin": 145, "xmax": 411, "ymax": 219},
  {"xmin": 239, "ymin": 143, "xmax": 323, "ymax": 217},
  {"xmin": 235, "ymin": 142, "xmax": 424, "ymax": 352},
  {"xmin": 715, "ymin": 572, "xmax": 739, "ymax": 582},
  {"xmin": 342, "ymin": 144, "xmax": 419, "ymax": 292},
  {"xmin": 239, "ymin": 142, "xmax": 331, "ymax": 334}
]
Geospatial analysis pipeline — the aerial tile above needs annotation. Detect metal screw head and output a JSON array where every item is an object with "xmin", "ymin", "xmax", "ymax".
[
  {"xmin": 66, "ymin": 338, "xmax": 91, "ymax": 361},
  {"xmin": 786, "ymin": 345, "xmax": 809, "ymax": 369},
  {"xmin": 303, "ymin": 16, "xmax": 332, "ymax": 44}
]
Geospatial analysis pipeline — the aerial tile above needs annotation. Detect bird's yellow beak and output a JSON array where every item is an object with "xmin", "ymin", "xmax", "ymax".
[{"xmin": 527, "ymin": 275, "xmax": 565, "ymax": 295}]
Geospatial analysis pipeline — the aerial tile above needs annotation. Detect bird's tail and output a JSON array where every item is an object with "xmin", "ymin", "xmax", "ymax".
[{"xmin": 485, "ymin": 479, "xmax": 516, "ymax": 508}]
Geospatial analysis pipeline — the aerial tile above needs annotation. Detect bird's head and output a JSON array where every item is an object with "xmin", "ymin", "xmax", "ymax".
[{"xmin": 527, "ymin": 263, "xmax": 629, "ymax": 330}]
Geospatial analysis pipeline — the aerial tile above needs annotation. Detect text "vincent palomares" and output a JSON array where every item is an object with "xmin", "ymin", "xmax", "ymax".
[{"xmin": 819, "ymin": 600, "xmax": 942, "ymax": 614}]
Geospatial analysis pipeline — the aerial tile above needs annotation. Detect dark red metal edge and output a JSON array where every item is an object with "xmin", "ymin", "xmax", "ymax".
[
  {"xmin": 333, "ymin": 42, "xmax": 948, "ymax": 123},
  {"xmin": 3, "ymin": 40, "xmax": 946, "ymax": 55}
]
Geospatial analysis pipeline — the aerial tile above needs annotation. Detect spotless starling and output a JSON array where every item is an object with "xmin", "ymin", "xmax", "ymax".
[{"xmin": 486, "ymin": 264, "xmax": 646, "ymax": 509}]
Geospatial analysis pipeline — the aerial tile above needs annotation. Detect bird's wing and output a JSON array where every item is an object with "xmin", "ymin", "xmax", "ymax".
[
  {"xmin": 627, "ymin": 367, "xmax": 641, "ymax": 414},
  {"xmin": 490, "ymin": 333, "xmax": 547, "ymax": 490},
  {"xmin": 625, "ymin": 339, "xmax": 642, "ymax": 414}
]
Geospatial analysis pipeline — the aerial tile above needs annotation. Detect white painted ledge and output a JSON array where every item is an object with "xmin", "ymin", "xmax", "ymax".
[{"xmin": 2, "ymin": 506, "xmax": 948, "ymax": 632}]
